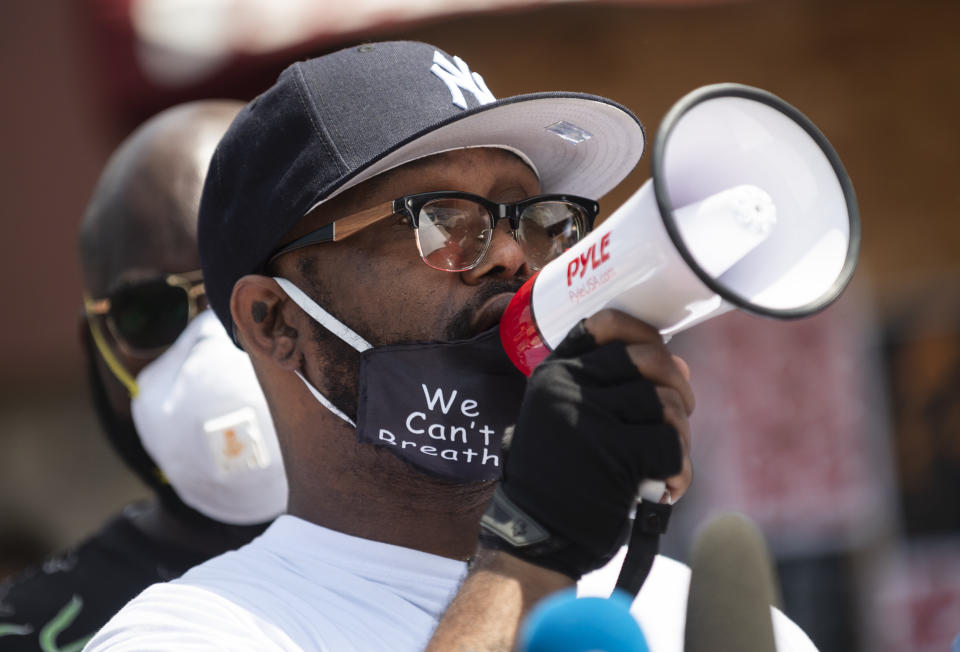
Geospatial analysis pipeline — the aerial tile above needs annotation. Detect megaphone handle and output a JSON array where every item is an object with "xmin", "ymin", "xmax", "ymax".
[{"xmin": 616, "ymin": 483, "xmax": 673, "ymax": 595}]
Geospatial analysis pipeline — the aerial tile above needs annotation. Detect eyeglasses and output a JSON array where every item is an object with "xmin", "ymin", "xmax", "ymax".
[
  {"xmin": 83, "ymin": 270, "xmax": 205, "ymax": 357},
  {"xmin": 269, "ymin": 191, "xmax": 599, "ymax": 272}
]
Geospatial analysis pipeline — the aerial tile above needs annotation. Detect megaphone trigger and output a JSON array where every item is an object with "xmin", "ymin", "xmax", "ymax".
[{"xmin": 638, "ymin": 479, "xmax": 669, "ymax": 504}]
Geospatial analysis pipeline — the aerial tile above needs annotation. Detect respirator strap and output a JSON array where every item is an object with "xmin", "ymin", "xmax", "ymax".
[{"xmin": 87, "ymin": 316, "xmax": 140, "ymax": 398}]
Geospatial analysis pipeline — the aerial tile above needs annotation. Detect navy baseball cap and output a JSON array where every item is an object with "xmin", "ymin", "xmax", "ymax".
[{"xmin": 199, "ymin": 40, "xmax": 645, "ymax": 338}]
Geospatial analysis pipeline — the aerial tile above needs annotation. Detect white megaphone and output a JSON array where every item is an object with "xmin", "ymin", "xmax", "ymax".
[{"xmin": 499, "ymin": 83, "xmax": 860, "ymax": 501}]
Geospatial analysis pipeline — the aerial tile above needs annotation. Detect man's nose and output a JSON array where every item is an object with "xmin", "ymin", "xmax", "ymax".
[{"xmin": 459, "ymin": 220, "xmax": 530, "ymax": 284}]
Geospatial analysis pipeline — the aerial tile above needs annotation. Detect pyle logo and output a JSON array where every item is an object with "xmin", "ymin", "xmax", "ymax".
[
  {"xmin": 430, "ymin": 51, "xmax": 495, "ymax": 110},
  {"xmin": 567, "ymin": 233, "xmax": 612, "ymax": 286}
]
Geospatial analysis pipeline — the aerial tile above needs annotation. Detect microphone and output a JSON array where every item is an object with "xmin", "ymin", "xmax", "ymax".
[
  {"xmin": 684, "ymin": 513, "xmax": 780, "ymax": 652},
  {"xmin": 520, "ymin": 588, "xmax": 649, "ymax": 652}
]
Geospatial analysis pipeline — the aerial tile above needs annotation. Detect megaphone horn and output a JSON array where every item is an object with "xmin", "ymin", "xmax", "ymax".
[{"xmin": 501, "ymin": 83, "xmax": 861, "ymax": 376}]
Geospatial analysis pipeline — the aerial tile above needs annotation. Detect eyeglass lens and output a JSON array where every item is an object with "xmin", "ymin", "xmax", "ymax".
[
  {"xmin": 109, "ymin": 280, "xmax": 191, "ymax": 351},
  {"xmin": 414, "ymin": 198, "xmax": 586, "ymax": 272},
  {"xmin": 415, "ymin": 198, "xmax": 493, "ymax": 271},
  {"xmin": 517, "ymin": 201, "xmax": 585, "ymax": 270}
]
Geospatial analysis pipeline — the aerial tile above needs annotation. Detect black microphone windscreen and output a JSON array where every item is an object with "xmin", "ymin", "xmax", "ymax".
[{"xmin": 683, "ymin": 513, "xmax": 780, "ymax": 652}]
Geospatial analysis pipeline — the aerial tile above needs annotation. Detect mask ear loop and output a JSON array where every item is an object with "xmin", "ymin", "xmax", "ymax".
[
  {"xmin": 85, "ymin": 312, "xmax": 140, "ymax": 398},
  {"xmin": 294, "ymin": 370, "xmax": 357, "ymax": 427},
  {"xmin": 273, "ymin": 277, "xmax": 372, "ymax": 427},
  {"xmin": 273, "ymin": 277, "xmax": 372, "ymax": 352}
]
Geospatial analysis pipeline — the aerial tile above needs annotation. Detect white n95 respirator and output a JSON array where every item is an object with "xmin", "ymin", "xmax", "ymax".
[{"xmin": 131, "ymin": 309, "xmax": 288, "ymax": 524}]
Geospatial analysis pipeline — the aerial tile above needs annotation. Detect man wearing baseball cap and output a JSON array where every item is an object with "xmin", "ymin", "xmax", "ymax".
[{"xmin": 86, "ymin": 42, "xmax": 814, "ymax": 651}]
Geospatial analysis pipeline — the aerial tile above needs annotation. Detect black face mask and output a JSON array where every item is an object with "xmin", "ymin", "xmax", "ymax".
[
  {"xmin": 355, "ymin": 328, "xmax": 526, "ymax": 482},
  {"xmin": 276, "ymin": 278, "xmax": 527, "ymax": 484}
]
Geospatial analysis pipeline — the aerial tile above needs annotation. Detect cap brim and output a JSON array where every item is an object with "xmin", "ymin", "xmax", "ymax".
[{"xmin": 315, "ymin": 93, "xmax": 645, "ymax": 209}]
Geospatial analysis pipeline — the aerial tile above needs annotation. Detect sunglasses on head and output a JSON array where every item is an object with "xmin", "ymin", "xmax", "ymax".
[
  {"xmin": 269, "ymin": 191, "xmax": 599, "ymax": 272},
  {"xmin": 83, "ymin": 270, "xmax": 205, "ymax": 357}
]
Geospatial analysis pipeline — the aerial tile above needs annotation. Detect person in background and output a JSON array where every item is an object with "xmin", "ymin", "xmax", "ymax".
[{"xmin": 0, "ymin": 100, "xmax": 287, "ymax": 651}]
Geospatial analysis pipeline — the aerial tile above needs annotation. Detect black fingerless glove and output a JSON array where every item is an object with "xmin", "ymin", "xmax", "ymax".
[{"xmin": 480, "ymin": 320, "xmax": 683, "ymax": 579}]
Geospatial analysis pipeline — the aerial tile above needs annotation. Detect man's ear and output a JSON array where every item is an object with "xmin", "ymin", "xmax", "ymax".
[{"xmin": 231, "ymin": 275, "xmax": 300, "ymax": 370}]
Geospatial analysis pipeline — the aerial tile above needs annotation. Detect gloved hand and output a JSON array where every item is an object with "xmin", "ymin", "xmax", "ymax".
[{"xmin": 481, "ymin": 311, "xmax": 692, "ymax": 579}]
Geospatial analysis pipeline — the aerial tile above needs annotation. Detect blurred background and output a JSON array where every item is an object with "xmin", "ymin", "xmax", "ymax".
[{"xmin": 0, "ymin": 0, "xmax": 957, "ymax": 650}]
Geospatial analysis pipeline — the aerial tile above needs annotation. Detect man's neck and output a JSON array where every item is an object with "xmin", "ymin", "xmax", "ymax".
[{"xmin": 286, "ymin": 439, "xmax": 495, "ymax": 560}]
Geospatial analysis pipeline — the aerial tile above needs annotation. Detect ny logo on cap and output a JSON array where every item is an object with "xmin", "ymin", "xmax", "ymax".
[{"xmin": 430, "ymin": 51, "xmax": 496, "ymax": 110}]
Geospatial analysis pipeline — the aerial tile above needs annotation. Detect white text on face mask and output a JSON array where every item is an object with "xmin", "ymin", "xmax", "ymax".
[{"xmin": 376, "ymin": 384, "xmax": 500, "ymax": 467}]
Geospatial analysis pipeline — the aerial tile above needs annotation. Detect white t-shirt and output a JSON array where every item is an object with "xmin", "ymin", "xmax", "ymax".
[{"xmin": 84, "ymin": 515, "xmax": 816, "ymax": 651}]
